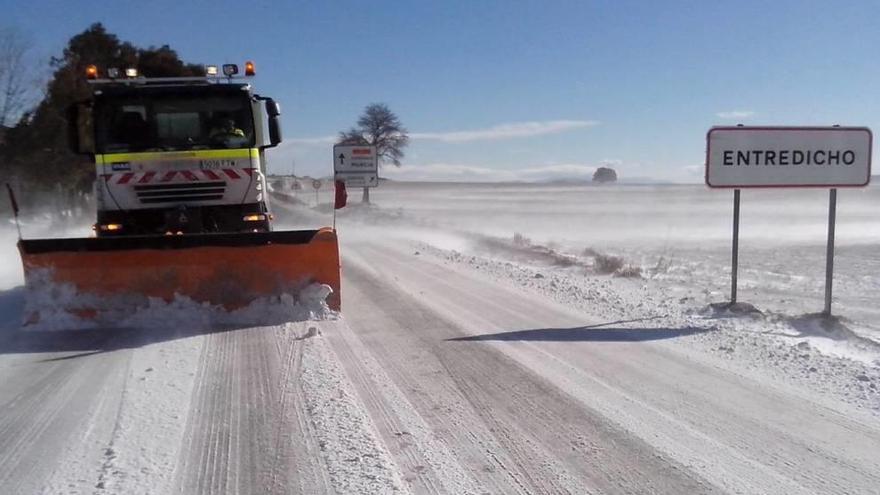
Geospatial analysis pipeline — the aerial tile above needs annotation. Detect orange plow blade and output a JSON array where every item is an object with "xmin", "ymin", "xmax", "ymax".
[{"xmin": 18, "ymin": 228, "xmax": 340, "ymax": 324}]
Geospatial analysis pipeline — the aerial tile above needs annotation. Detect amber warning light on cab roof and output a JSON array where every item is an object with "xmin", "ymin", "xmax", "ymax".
[
  {"xmin": 85, "ymin": 61, "xmax": 255, "ymax": 80},
  {"xmin": 217, "ymin": 62, "xmax": 256, "ymax": 77}
]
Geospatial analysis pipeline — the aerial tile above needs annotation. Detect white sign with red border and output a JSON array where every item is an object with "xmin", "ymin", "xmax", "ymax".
[
  {"xmin": 334, "ymin": 144, "xmax": 379, "ymax": 188},
  {"xmin": 706, "ymin": 126, "xmax": 872, "ymax": 188}
]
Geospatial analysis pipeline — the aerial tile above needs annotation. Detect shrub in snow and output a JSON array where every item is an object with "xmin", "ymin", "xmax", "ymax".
[
  {"xmin": 614, "ymin": 265, "xmax": 643, "ymax": 278},
  {"xmin": 594, "ymin": 253, "xmax": 624, "ymax": 274},
  {"xmin": 649, "ymin": 256, "xmax": 674, "ymax": 277},
  {"xmin": 512, "ymin": 232, "xmax": 531, "ymax": 246}
]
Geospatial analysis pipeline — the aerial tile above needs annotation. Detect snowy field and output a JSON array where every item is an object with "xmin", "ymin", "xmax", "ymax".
[
  {"xmin": 1, "ymin": 180, "xmax": 879, "ymax": 494},
  {"xmin": 329, "ymin": 181, "xmax": 880, "ymax": 355}
]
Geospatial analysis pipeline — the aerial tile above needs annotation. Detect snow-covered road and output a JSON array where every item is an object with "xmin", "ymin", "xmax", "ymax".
[
  {"xmin": 334, "ymin": 240, "xmax": 880, "ymax": 494},
  {"xmin": 1, "ymin": 229, "xmax": 879, "ymax": 493},
  {"xmin": 0, "ymin": 320, "xmax": 129, "ymax": 494}
]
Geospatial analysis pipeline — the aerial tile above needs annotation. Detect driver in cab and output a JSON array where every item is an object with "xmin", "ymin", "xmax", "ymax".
[{"xmin": 209, "ymin": 117, "xmax": 245, "ymax": 140}]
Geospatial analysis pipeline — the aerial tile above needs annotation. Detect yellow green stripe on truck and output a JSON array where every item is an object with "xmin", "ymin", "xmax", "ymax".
[{"xmin": 95, "ymin": 148, "xmax": 260, "ymax": 164}]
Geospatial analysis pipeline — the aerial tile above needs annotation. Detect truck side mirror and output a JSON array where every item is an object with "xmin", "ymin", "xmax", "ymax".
[
  {"xmin": 264, "ymin": 98, "xmax": 282, "ymax": 147},
  {"xmin": 265, "ymin": 98, "xmax": 281, "ymax": 117},
  {"xmin": 66, "ymin": 102, "xmax": 95, "ymax": 155},
  {"xmin": 267, "ymin": 116, "xmax": 282, "ymax": 147}
]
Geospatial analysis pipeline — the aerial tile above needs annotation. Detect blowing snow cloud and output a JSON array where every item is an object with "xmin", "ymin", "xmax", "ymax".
[{"xmin": 288, "ymin": 119, "xmax": 599, "ymax": 146}]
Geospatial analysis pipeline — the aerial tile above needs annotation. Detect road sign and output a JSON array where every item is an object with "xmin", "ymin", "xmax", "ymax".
[
  {"xmin": 334, "ymin": 144, "xmax": 379, "ymax": 188},
  {"xmin": 312, "ymin": 179, "xmax": 322, "ymax": 190},
  {"xmin": 706, "ymin": 125, "xmax": 873, "ymax": 317},
  {"xmin": 706, "ymin": 126, "xmax": 872, "ymax": 188},
  {"xmin": 337, "ymin": 174, "xmax": 378, "ymax": 188}
]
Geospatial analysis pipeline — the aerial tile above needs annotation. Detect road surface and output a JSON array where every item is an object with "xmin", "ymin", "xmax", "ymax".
[{"xmin": 0, "ymin": 238, "xmax": 879, "ymax": 494}]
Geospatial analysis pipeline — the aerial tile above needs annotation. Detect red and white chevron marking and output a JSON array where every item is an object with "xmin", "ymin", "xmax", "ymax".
[{"xmin": 103, "ymin": 168, "xmax": 256, "ymax": 184}]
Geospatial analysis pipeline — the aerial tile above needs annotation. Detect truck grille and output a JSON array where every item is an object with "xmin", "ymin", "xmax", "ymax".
[{"xmin": 134, "ymin": 181, "xmax": 226, "ymax": 204}]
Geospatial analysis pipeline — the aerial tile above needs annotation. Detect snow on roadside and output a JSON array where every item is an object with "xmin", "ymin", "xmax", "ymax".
[
  {"xmin": 415, "ymin": 242, "xmax": 880, "ymax": 415},
  {"xmin": 0, "ymin": 228, "xmax": 24, "ymax": 292},
  {"xmin": 300, "ymin": 324, "xmax": 409, "ymax": 494},
  {"xmin": 328, "ymin": 319, "xmax": 485, "ymax": 494}
]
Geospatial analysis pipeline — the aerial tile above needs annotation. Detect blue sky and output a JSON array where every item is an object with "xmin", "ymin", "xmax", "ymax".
[{"xmin": 4, "ymin": 0, "xmax": 879, "ymax": 182}]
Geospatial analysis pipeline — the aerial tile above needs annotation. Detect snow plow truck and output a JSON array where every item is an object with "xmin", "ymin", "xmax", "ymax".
[{"xmin": 16, "ymin": 62, "xmax": 340, "ymax": 323}]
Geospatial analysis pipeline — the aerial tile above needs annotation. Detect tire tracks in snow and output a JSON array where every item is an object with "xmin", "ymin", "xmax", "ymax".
[
  {"xmin": 339, "ymin": 245, "xmax": 714, "ymax": 494},
  {"xmin": 338, "ymin": 276, "xmax": 589, "ymax": 494},
  {"xmin": 173, "ymin": 325, "xmax": 333, "ymax": 494},
  {"xmin": 325, "ymin": 310, "xmax": 488, "ymax": 494},
  {"xmin": 415, "ymin": 247, "xmax": 880, "ymax": 493},
  {"xmin": 547, "ymin": 341, "xmax": 880, "ymax": 494},
  {"xmin": 0, "ymin": 343, "xmax": 127, "ymax": 494},
  {"xmin": 273, "ymin": 325, "xmax": 333, "ymax": 492},
  {"xmin": 354, "ymin": 240, "xmax": 880, "ymax": 495}
]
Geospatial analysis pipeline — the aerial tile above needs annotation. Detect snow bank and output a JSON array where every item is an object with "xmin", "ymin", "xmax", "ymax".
[
  {"xmin": 415, "ymin": 242, "xmax": 880, "ymax": 415},
  {"xmin": 300, "ymin": 325, "xmax": 409, "ymax": 493},
  {"xmin": 0, "ymin": 227, "xmax": 23, "ymax": 291},
  {"xmin": 328, "ymin": 320, "xmax": 484, "ymax": 494}
]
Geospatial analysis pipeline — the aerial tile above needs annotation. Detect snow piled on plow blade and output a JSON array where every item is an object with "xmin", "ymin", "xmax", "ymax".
[
  {"xmin": 21, "ymin": 267, "xmax": 335, "ymax": 330},
  {"xmin": 17, "ymin": 228, "xmax": 341, "ymax": 329}
]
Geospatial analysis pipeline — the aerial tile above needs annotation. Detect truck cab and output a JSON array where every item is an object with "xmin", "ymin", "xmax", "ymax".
[{"xmin": 71, "ymin": 63, "xmax": 282, "ymax": 236}]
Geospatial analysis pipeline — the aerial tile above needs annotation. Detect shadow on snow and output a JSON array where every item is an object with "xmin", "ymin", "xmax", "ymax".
[
  {"xmin": 0, "ymin": 321, "xmax": 251, "ymax": 359},
  {"xmin": 448, "ymin": 317, "xmax": 709, "ymax": 343},
  {"xmin": 0, "ymin": 286, "xmax": 312, "ymax": 359}
]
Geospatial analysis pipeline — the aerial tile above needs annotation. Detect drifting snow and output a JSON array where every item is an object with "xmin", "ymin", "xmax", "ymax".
[
  {"xmin": 415, "ymin": 242, "xmax": 880, "ymax": 414},
  {"xmin": 4, "ymin": 181, "xmax": 879, "ymax": 492},
  {"xmin": 327, "ymin": 183, "xmax": 880, "ymax": 351},
  {"xmin": 275, "ymin": 182, "xmax": 880, "ymax": 415}
]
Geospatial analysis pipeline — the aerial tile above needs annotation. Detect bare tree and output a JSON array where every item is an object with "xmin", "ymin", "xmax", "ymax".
[
  {"xmin": 0, "ymin": 27, "xmax": 37, "ymax": 127},
  {"xmin": 339, "ymin": 103, "xmax": 408, "ymax": 203}
]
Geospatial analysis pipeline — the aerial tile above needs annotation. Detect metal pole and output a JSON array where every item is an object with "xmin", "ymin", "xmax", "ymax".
[
  {"xmin": 5, "ymin": 183, "xmax": 22, "ymax": 240},
  {"xmin": 823, "ymin": 188, "xmax": 837, "ymax": 316},
  {"xmin": 731, "ymin": 189, "xmax": 741, "ymax": 304}
]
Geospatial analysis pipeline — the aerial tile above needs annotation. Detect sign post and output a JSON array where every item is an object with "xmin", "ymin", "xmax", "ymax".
[
  {"xmin": 824, "ymin": 189, "xmax": 837, "ymax": 315},
  {"xmin": 706, "ymin": 126, "xmax": 872, "ymax": 316},
  {"xmin": 5, "ymin": 183, "xmax": 22, "ymax": 239},
  {"xmin": 731, "ymin": 189, "xmax": 740, "ymax": 304},
  {"xmin": 312, "ymin": 178, "xmax": 322, "ymax": 205}
]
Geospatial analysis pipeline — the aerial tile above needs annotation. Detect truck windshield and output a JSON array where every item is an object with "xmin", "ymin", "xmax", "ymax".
[{"xmin": 94, "ymin": 92, "xmax": 255, "ymax": 153}]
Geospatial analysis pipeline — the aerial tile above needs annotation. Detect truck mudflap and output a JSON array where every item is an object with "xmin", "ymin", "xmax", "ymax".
[{"xmin": 18, "ymin": 228, "xmax": 341, "ymax": 324}]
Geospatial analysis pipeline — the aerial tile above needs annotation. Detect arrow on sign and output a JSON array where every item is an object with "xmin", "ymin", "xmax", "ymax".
[{"xmin": 338, "ymin": 153, "xmax": 345, "ymax": 164}]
